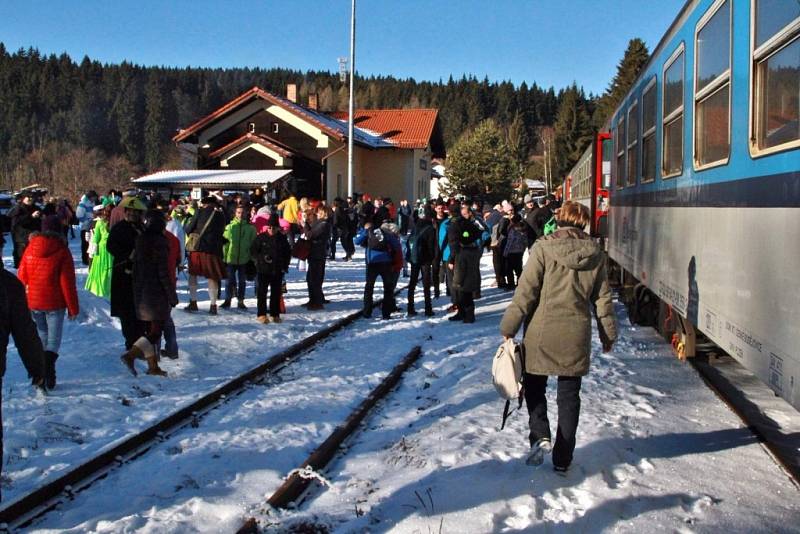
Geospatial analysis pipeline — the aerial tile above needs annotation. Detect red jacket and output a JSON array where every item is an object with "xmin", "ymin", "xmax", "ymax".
[{"xmin": 17, "ymin": 233, "xmax": 80, "ymax": 316}]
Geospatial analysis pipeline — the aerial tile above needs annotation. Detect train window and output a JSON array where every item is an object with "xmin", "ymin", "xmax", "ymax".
[
  {"xmin": 641, "ymin": 79, "xmax": 657, "ymax": 183},
  {"xmin": 755, "ymin": 0, "xmax": 800, "ymax": 48},
  {"xmin": 627, "ymin": 101, "xmax": 639, "ymax": 186},
  {"xmin": 694, "ymin": 0, "xmax": 731, "ymax": 168},
  {"xmin": 751, "ymin": 1, "xmax": 800, "ymax": 154},
  {"xmin": 662, "ymin": 46, "xmax": 684, "ymax": 178},
  {"xmin": 616, "ymin": 117, "xmax": 626, "ymax": 188}
]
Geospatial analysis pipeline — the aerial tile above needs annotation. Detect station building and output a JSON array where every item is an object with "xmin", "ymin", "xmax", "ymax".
[{"xmin": 172, "ymin": 85, "xmax": 445, "ymax": 203}]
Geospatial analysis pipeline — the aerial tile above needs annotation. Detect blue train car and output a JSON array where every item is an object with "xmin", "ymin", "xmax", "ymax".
[{"xmin": 606, "ymin": 0, "xmax": 799, "ymax": 408}]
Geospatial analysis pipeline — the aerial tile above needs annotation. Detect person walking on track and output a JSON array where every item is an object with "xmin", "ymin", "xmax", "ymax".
[{"xmin": 500, "ymin": 201, "xmax": 617, "ymax": 473}]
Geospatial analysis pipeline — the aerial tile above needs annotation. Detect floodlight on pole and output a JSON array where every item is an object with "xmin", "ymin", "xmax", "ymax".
[{"xmin": 347, "ymin": 0, "xmax": 356, "ymax": 198}]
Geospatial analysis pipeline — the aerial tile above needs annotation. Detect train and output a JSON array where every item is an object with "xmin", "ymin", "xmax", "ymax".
[{"xmin": 566, "ymin": 0, "xmax": 799, "ymax": 410}]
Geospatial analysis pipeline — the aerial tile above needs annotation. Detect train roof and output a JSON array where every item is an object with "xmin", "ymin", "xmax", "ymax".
[{"xmin": 603, "ymin": 0, "xmax": 695, "ymax": 131}]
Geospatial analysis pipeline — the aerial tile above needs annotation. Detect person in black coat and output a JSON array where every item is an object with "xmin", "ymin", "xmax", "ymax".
[
  {"xmin": 303, "ymin": 206, "xmax": 330, "ymax": 310},
  {"xmin": 0, "ymin": 265, "xmax": 47, "ymax": 500},
  {"xmin": 9, "ymin": 194, "xmax": 41, "ymax": 268},
  {"xmin": 397, "ymin": 200, "xmax": 412, "ymax": 236},
  {"xmin": 121, "ymin": 210, "xmax": 174, "ymax": 377},
  {"xmin": 106, "ymin": 197, "xmax": 146, "ymax": 350},
  {"xmin": 406, "ymin": 205, "xmax": 438, "ymax": 316},
  {"xmin": 250, "ymin": 217, "xmax": 291, "ymax": 323},
  {"xmin": 447, "ymin": 204, "xmax": 484, "ymax": 324}
]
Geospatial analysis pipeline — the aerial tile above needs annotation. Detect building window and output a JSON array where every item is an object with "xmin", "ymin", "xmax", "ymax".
[
  {"xmin": 694, "ymin": 0, "xmax": 731, "ymax": 168},
  {"xmin": 616, "ymin": 116, "xmax": 626, "ymax": 188},
  {"xmin": 626, "ymin": 100, "xmax": 639, "ymax": 186},
  {"xmin": 419, "ymin": 158, "xmax": 427, "ymax": 170},
  {"xmin": 751, "ymin": 0, "xmax": 800, "ymax": 153},
  {"xmin": 641, "ymin": 78, "xmax": 657, "ymax": 183},
  {"xmin": 271, "ymin": 122, "xmax": 280, "ymax": 134}
]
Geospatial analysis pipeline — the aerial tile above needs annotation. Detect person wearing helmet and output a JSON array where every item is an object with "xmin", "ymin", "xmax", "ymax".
[
  {"xmin": 107, "ymin": 196, "xmax": 147, "ymax": 351},
  {"xmin": 120, "ymin": 210, "xmax": 175, "ymax": 377}
]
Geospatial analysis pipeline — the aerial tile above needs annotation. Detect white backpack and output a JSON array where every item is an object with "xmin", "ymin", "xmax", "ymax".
[{"xmin": 491, "ymin": 338, "xmax": 524, "ymax": 429}]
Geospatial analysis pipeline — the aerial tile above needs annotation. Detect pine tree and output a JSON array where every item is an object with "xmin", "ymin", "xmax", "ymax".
[
  {"xmin": 444, "ymin": 119, "xmax": 515, "ymax": 202},
  {"xmin": 553, "ymin": 84, "xmax": 594, "ymax": 181},
  {"xmin": 144, "ymin": 72, "xmax": 166, "ymax": 170},
  {"xmin": 594, "ymin": 38, "xmax": 650, "ymax": 128},
  {"xmin": 506, "ymin": 111, "xmax": 535, "ymax": 182}
]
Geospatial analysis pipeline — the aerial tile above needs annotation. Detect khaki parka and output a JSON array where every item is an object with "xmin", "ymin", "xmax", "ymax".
[{"xmin": 499, "ymin": 227, "xmax": 617, "ymax": 376}]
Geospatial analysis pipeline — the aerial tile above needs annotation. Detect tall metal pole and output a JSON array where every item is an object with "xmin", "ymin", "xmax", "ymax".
[{"xmin": 347, "ymin": 0, "xmax": 356, "ymax": 197}]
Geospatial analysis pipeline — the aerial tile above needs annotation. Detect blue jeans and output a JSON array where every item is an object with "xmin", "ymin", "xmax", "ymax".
[
  {"xmin": 31, "ymin": 309, "xmax": 65, "ymax": 353},
  {"xmin": 161, "ymin": 314, "xmax": 178, "ymax": 356},
  {"xmin": 225, "ymin": 264, "xmax": 247, "ymax": 302}
]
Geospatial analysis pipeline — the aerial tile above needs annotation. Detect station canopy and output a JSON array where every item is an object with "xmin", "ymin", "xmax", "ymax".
[{"xmin": 132, "ymin": 169, "xmax": 292, "ymax": 189}]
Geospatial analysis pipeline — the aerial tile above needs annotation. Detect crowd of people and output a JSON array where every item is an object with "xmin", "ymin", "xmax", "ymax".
[{"xmin": 0, "ymin": 184, "xmax": 615, "ymax": 477}]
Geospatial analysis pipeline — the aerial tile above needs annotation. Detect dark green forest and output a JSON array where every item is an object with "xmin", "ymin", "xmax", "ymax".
[{"xmin": 0, "ymin": 39, "xmax": 645, "ymax": 199}]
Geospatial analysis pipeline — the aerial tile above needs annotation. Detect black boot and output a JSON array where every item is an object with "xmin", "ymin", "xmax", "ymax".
[
  {"xmin": 220, "ymin": 299, "xmax": 232, "ymax": 309},
  {"xmin": 407, "ymin": 304, "xmax": 418, "ymax": 317},
  {"xmin": 45, "ymin": 351, "xmax": 58, "ymax": 389},
  {"xmin": 448, "ymin": 310, "xmax": 465, "ymax": 321},
  {"xmin": 424, "ymin": 304, "xmax": 435, "ymax": 317},
  {"xmin": 462, "ymin": 306, "xmax": 476, "ymax": 324}
]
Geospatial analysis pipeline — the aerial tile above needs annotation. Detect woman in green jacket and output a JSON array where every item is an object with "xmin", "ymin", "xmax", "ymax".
[
  {"xmin": 85, "ymin": 205, "xmax": 113, "ymax": 299},
  {"xmin": 500, "ymin": 201, "xmax": 617, "ymax": 473},
  {"xmin": 221, "ymin": 204, "xmax": 256, "ymax": 309}
]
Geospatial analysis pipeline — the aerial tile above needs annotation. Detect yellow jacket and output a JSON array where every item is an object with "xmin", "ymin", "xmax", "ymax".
[{"xmin": 278, "ymin": 196, "xmax": 299, "ymax": 224}]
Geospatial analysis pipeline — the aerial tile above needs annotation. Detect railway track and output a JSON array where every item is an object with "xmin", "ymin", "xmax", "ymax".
[{"xmin": 0, "ymin": 288, "xmax": 409, "ymax": 531}]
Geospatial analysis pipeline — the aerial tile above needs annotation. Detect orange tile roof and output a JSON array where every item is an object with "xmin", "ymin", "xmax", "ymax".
[
  {"xmin": 330, "ymin": 109, "xmax": 439, "ymax": 149},
  {"xmin": 208, "ymin": 132, "xmax": 294, "ymax": 160}
]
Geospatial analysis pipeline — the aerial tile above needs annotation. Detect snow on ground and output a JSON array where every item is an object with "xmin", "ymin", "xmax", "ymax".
[
  {"xmin": 1, "ymin": 238, "xmax": 370, "ymax": 503},
  {"xmin": 3, "ymin": 239, "xmax": 799, "ymax": 533}
]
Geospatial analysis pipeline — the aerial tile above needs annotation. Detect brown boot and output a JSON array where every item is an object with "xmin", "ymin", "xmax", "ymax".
[
  {"xmin": 270, "ymin": 315, "xmax": 282, "ymax": 323},
  {"xmin": 184, "ymin": 300, "xmax": 198, "ymax": 312},
  {"xmin": 145, "ymin": 355, "xmax": 167, "ymax": 377},
  {"xmin": 120, "ymin": 345, "xmax": 144, "ymax": 376},
  {"xmin": 209, "ymin": 304, "xmax": 218, "ymax": 315},
  {"xmin": 257, "ymin": 315, "xmax": 269, "ymax": 324}
]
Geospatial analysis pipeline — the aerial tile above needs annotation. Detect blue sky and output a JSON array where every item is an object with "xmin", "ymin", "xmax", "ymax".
[{"xmin": 0, "ymin": 0, "xmax": 685, "ymax": 94}]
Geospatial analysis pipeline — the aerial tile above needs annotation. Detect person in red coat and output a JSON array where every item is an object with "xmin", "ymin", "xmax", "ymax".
[{"xmin": 17, "ymin": 231, "xmax": 79, "ymax": 389}]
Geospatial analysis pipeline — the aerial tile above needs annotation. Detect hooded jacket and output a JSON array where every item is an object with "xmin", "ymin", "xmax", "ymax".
[
  {"xmin": 223, "ymin": 218, "xmax": 257, "ymax": 265},
  {"xmin": 17, "ymin": 232, "xmax": 79, "ymax": 316},
  {"xmin": 500, "ymin": 227, "xmax": 617, "ymax": 377}
]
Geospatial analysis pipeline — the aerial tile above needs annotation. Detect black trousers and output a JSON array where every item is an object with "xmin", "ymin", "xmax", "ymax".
[
  {"xmin": 257, "ymin": 272, "xmax": 282, "ymax": 317},
  {"xmin": 306, "ymin": 259, "xmax": 326, "ymax": 305},
  {"xmin": 363, "ymin": 262, "xmax": 393, "ymax": 318},
  {"xmin": 329, "ymin": 227, "xmax": 338, "ymax": 259},
  {"xmin": 432, "ymin": 256, "xmax": 442, "ymax": 298},
  {"xmin": 505, "ymin": 252, "xmax": 523, "ymax": 287},
  {"xmin": 80, "ymin": 229, "xmax": 90, "ymax": 265},
  {"xmin": 492, "ymin": 247, "xmax": 506, "ymax": 286},
  {"xmin": 407, "ymin": 263, "xmax": 433, "ymax": 312},
  {"xmin": 524, "ymin": 373, "xmax": 582, "ymax": 468},
  {"xmin": 340, "ymin": 229, "xmax": 355, "ymax": 257},
  {"xmin": 119, "ymin": 310, "xmax": 145, "ymax": 350}
]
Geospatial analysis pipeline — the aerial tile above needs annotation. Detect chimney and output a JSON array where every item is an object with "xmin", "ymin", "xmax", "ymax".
[
  {"xmin": 286, "ymin": 84, "xmax": 297, "ymax": 103},
  {"xmin": 308, "ymin": 93, "xmax": 318, "ymax": 110}
]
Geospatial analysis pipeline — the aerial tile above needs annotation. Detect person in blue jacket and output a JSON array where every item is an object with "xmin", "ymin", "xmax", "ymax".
[
  {"xmin": 437, "ymin": 204, "xmax": 459, "ymax": 309},
  {"xmin": 355, "ymin": 220, "xmax": 401, "ymax": 319}
]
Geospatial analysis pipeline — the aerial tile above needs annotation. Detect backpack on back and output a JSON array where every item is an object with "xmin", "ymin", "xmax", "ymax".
[
  {"xmin": 504, "ymin": 227, "xmax": 527, "ymax": 256},
  {"xmin": 367, "ymin": 227, "xmax": 389, "ymax": 252}
]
